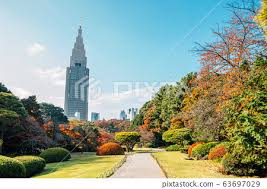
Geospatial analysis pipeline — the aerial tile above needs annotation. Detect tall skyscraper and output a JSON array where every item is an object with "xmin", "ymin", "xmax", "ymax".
[{"xmin": 64, "ymin": 26, "xmax": 89, "ymax": 120}]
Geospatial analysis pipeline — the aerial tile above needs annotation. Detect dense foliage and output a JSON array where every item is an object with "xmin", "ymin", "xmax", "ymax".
[
  {"xmin": 115, "ymin": 132, "xmax": 140, "ymax": 152},
  {"xmin": 0, "ymin": 155, "xmax": 26, "ymax": 178},
  {"xmin": 39, "ymin": 147, "xmax": 71, "ymax": 163},
  {"xmin": 96, "ymin": 142, "xmax": 124, "ymax": 156},
  {"xmin": 15, "ymin": 156, "xmax": 46, "ymax": 177},
  {"xmin": 256, "ymin": 0, "xmax": 267, "ymax": 36},
  {"xmin": 162, "ymin": 128, "xmax": 192, "ymax": 146},
  {"xmin": 191, "ymin": 142, "xmax": 219, "ymax": 160},
  {"xmin": 223, "ymin": 58, "xmax": 267, "ymax": 176}
]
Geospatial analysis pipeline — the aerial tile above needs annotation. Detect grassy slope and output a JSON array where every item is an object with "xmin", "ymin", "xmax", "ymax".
[
  {"xmin": 152, "ymin": 151, "xmax": 238, "ymax": 178},
  {"xmin": 35, "ymin": 152, "xmax": 125, "ymax": 178}
]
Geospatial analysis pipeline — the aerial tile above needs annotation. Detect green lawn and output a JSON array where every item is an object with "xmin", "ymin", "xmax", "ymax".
[
  {"xmin": 152, "ymin": 151, "xmax": 238, "ymax": 178},
  {"xmin": 35, "ymin": 152, "xmax": 125, "ymax": 178}
]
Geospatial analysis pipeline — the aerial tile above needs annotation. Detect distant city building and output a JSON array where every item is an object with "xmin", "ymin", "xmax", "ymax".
[
  {"xmin": 91, "ymin": 112, "xmax": 100, "ymax": 122},
  {"xmin": 128, "ymin": 108, "xmax": 138, "ymax": 121},
  {"xmin": 120, "ymin": 108, "xmax": 138, "ymax": 121},
  {"xmin": 64, "ymin": 26, "xmax": 89, "ymax": 121},
  {"xmin": 120, "ymin": 110, "xmax": 127, "ymax": 120}
]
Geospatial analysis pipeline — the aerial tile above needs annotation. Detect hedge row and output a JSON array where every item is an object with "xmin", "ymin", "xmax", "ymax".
[
  {"xmin": 0, "ymin": 155, "xmax": 26, "ymax": 178},
  {"xmin": 15, "ymin": 156, "xmax": 46, "ymax": 177}
]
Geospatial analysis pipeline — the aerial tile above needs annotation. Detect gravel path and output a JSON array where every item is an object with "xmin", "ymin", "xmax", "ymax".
[{"xmin": 111, "ymin": 153, "xmax": 165, "ymax": 178}]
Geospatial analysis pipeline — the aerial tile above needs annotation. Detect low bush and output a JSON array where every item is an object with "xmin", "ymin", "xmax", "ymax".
[
  {"xmin": 96, "ymin": 142, "xmax": 125, "ymax": 156},
  {"xmin": 192, "ymin": 142, "xmax": 218, "ymax": 160},
  {"xmin": 15, "ymin": 156, "xmax": 46, "ymax": 177},
  {"xmin": 0, "ymin": 155, "xmax": 26, "ymax": 178},
  {"xmin": 39, "ymin": 147, "xmax": 71, "ymax": 163},
  {"xmin": 188, "ymin": 142, "xmax": 205, "ymax": 157},
  {"xmin": 166, "ymin": 144, "xmax": 182, "ymax": 151},
  {"xmin": 208, "ymin": 142, "xmax": 229, "ymax": 160}
]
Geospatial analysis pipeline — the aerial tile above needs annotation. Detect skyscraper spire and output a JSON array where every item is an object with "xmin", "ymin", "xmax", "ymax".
[
  {"xmin": 65, "ymin": 25, "xmax": 89, "ymax": 121},
  {"xmin": 78, "ymin": 25, "xmax": 82, "ymax": 36},
  {"xmin": 70, "ymin": 25, "xmax": 87, "ymax": 67}
]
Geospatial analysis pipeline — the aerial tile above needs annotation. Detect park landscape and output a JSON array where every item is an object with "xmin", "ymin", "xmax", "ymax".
[{"xmin": 0, "ymin": 0, "xmax": 267, "ymax": 179}]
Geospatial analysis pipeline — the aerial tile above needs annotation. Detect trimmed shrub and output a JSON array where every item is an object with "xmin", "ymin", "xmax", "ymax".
[
  {"xmin": 208, "ymin": 142, "xmax": 229, "ymax": 160},
  {"xmin": 39, "ymin": 147, "xmax": 71, "ymax": 163},
  {"xmin": 0, "ymin": 155, "xmax": 26, "ymax": 178},
  {"xmin": 115, "ymin": 132, "xmax": 140, "ymax": 152},
  {"xmin": 188, "ymin": 142, "xmax": 205, "ymax": 157},
  {"xmin": 166, "ymin": 144, "xmax": 182, "ymax": 151},
  {"xmin": 15, "ymin": 156, "xmax": 46, "ymax": 177},
  {"xmin": 96, "ymin": 142, "xmax": 125, "ymax": 156},
  {"xmin": 162, "ymin": 128, "xmax": 192, "ymax": 146},
  {"xmin": 192, "ymin": 142, "xmax": 218, "ymax": 160}
]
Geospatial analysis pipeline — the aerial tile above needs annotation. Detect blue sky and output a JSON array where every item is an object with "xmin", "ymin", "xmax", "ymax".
[{"xmin": 0, "ymin": 0, "xmax": 252, "ymax": 119}]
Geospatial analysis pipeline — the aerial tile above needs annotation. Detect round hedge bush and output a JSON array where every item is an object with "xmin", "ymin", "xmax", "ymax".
[
  {"xmin": 188, "ymin": 142, "xmax": 205, "ymax": 157},
  {"xmin": 39, "ymin": 147, "xmax": 71, "ymax": 163},
  {"xmin": 192, "ymin": 142, "xmax": 218, "ymax": 160},
  {"xmin": 15, "ymin": 156, "xmax": 46, "ymax": 177},
  {"xmin": 208, "ymin": 142, "xmax": 229, "ymax": 160},
  {"xmin": 96, "ymin": 142, "xmax": 125, "ymax": 156},
  {"xmin": 166, "ymin": 144, "xmax": 182, "ymax": 151},
  {"xmin": 0, "ymin": 155, "xmax": 26, "ymax": 178}
]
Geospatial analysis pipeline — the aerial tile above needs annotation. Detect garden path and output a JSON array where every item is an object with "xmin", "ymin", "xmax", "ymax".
[{"xmin": 111, "ymin": 152, "xmax": 165, "ymax": 178}]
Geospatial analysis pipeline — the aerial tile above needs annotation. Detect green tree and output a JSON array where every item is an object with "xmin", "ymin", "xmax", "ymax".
[
  {"xmin": 0, "ymin": 92, "xmax": 27, "ymax": 154},
  {"xmin": 0, "ymin": 109, "xmax": 19, "ymax": 154},
  {"xmin": 224, "ymin": 57, "xmax": 267, "ymax": 176},
  {"xmin": 21, "ymin": 96, "xmax": 43, "ymax": 124},
  {"xmin": 0, "ymin": 92, "xmax": 27, "ymax": 117},
  {"xmin": 0, "ymin": 83, "xmax": 10, "ymax": 93},
  {"xmin": 115, "ymin": 132, "xmax": 140, "ymax": 152}
]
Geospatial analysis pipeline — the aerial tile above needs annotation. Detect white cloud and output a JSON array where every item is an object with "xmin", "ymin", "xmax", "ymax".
[
  {"xmin": 27, "ymin": 43, "xmax": 46, "ymax": 56},
  {"xmin": 12, "ymin": 87, "xmax": 32, "ymax": 99},
  {"xmin": 35, "ymin": 67, "xmax": 65, "ymax": 86}
]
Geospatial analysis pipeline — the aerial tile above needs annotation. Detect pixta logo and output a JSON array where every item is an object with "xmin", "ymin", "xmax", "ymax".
[{"xmin": 74, "ymin": 76, "xmax": 102, "ymax": 101}]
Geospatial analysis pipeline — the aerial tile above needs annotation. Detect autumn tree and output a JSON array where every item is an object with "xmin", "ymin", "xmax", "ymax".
[{"xmin": 40, "ymin": 103, "xmax": 68, "ymax": 141}]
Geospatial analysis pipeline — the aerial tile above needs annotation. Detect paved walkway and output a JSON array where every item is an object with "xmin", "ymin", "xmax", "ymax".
[{"xmin": 111, "ymin": 153, "xmax": 165, "ymax": 178}]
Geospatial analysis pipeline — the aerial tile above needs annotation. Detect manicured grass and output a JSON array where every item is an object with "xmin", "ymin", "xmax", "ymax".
[
  {"xmin": 152, "ymin": 151, "xmax": 238, "ymax": 178},
  {"xmin": 35, "ymin": 152, "xmax": 125, "ymax": 178}
]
